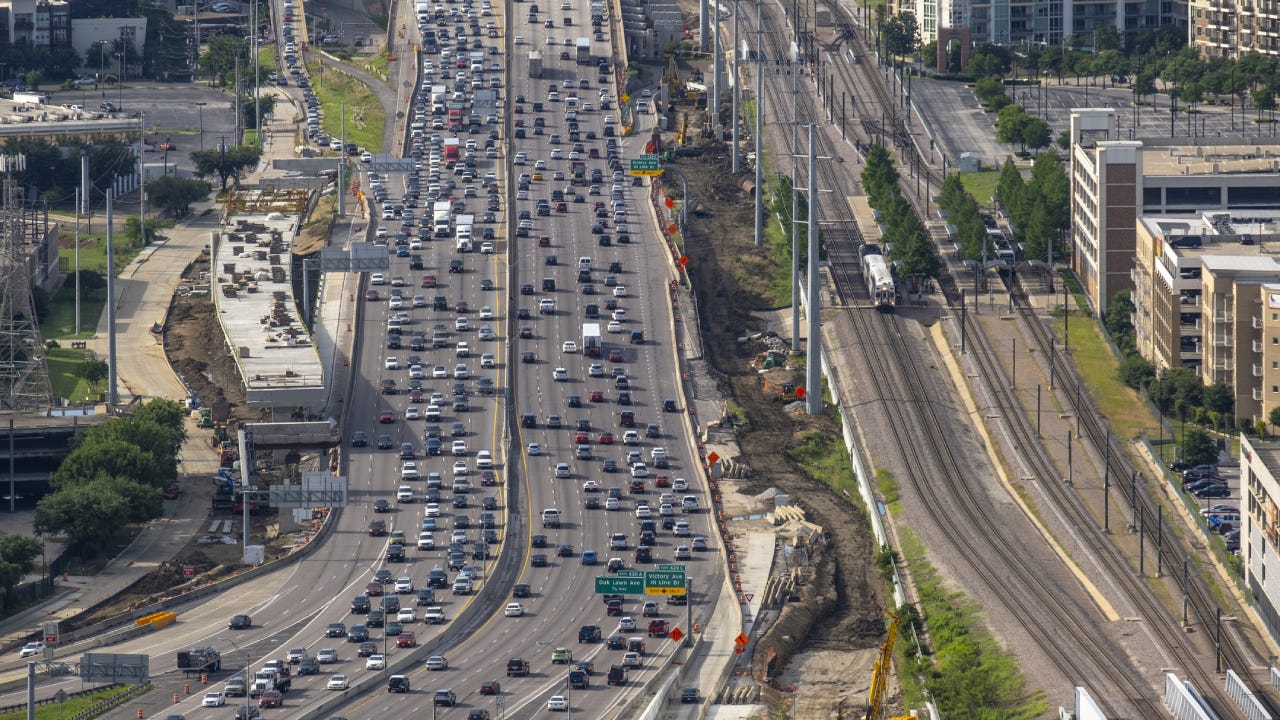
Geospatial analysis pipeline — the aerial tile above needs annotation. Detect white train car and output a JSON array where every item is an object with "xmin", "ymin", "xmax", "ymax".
[{"xmin": 862, "ymin": 252, "xmax": 896, "ymax": 311}]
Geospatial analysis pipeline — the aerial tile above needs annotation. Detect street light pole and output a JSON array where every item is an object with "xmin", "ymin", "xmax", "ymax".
[
  {"xmin": 220, "ymin": 637, "xmax": 251, "ymax": 720},
  {"xmin": 197, "ymin": 102, "xmax": 207, "ymax": 151}
]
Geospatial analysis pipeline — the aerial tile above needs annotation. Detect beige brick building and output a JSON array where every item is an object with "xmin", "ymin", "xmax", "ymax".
[
  {"xmin": 1190, "ymin": 0, "xmax": 1280, "ymax": 59},
  {"xmin": 1132, "ymin": 213, "xmax": 1280, "ymax": 422}
]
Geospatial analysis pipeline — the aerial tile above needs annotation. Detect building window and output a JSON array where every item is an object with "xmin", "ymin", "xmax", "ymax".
[
  {"xmin": 1273, "ymin": 386, "xmax": 1278, "ymax": 392},
  {"xmin": 1273, "ymin": 361, "xmax": 1278, "ymax": 369}
]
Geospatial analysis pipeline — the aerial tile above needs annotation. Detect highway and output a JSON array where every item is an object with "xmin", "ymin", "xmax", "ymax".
[{"xmin": 3, "ymin": 0, "xmax": 720, "ymax": 716}]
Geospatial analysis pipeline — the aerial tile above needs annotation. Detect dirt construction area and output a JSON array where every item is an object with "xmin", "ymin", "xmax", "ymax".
[{"xmin": 656, "ymin": 147, "xmax": 891, "ymax": 714}]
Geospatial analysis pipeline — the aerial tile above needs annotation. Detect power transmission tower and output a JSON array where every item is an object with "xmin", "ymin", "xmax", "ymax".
[{"xmin": 0, "ymin": 153, "xmax": 53, "ymax": 412}]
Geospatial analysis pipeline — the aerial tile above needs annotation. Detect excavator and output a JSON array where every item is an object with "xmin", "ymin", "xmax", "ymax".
[{"xmin": 859, "ymin": 612, "xmax": 914, "ymax": 720}]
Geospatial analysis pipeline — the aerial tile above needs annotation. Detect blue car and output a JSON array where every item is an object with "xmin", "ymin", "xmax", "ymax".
[
  {"xmin": 396, "ymin": 245, "xmax": 411, "ymax": 257},
  {"xmin": 581, "ymin": 550, "xmax": 598, "ymax": 566}
]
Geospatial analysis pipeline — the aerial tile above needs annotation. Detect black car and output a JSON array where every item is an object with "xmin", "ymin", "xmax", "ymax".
[
  {"xmin": 351, "ymin": 431, "xmax": 368, "ymax": 447},
  {"xmin": 681, "ymin": 688, "xmax": 699, "ymax": 704},
  {"xmin": 374, "ymin": 499, "xmax": 391, "ymax": 513},
  {"xmin": 566, "ymin": 395, "xmax": 582, "ymax": 408},
  {"xmin": 603, "ymin": 459, "xmax": 617, "ymax": 472},
  {"xmin": 366, "ymin": 609, "xmax": 385, "ymax": 628},
  {"xmin": 531, "ymin": 534, "xmax": 548, "ymax": 547},
  {"xmin": 606, "ymin": 634, "xmax": 626, "ymax": 650},
  {"xmin": 522, "ymin": 351, "xmax": 537, "ymax": 363},
  {"xmin": 557, "ymin": 544, "xmax": 574, "ymax": 557},
  {"xmin": 377, "ymin": 434, "xmax": 394, "ymax": 449},
  {"xmin": 531, "ymin": 553, "xmax": 549, "ymax": 567},
  {"xmin": 521, "ymin": 413, "xmax": 537, "ymax": 428},
  {"xmin": 347, "ymin": 624, "xmax": 369, "ymax": 642},
  {"xmin": 326, "ymin": 622, "xmax": 346, "ymax": 637},
  {"xmin": 298, "ymin": 656, "xmax": 320, "ymax": 675},
  {"xmin": 512, "ymin": 583, "xmax": 531, "ymax": 598},
  {"xmin": 228, "ymin": 614, "xmax": 252, "ymax": 630},
  {"xmin": 351, "ymin": 594, "xmax": 371, "ymax": 613}
]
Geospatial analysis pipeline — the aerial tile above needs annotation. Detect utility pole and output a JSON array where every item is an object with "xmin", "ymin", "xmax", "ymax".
[
  {"xmin": 790, "ymin": 62, "xmax": 801, "ymax": 353},
  {"xmin": 700, "ymin": 0, "xmax": 709, "ymax": 48},
  {"xmin": 234, "ymin": 57, "xmax": 242, "ymax": 144},
  {"xmin": 338, "ymin": 103, "xmax": 346, "ymax": 216},
  {"xmin": 106, "ymin": 188, "xmax": 118, "ymax": 407},
  {"xmin": 731, "ymin": 0, "xmax": 740, "ymax": 172},
  {"xmin": 74, "ymin": 188, "xmax": 81, "ymax": 335},
  {"xmin": 712, "ymin": 0, "xmax": 722, "ymax": 138},
  {"xmin": 753, "ymin": 0, "xmax": 763, "ymax": 247},
  {"xmin": 805, "ymin": 123, "xmax": 820, "ymax": 415}
]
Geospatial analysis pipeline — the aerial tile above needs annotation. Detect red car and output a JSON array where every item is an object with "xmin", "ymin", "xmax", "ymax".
[
  {"xmin": 422, "ymin": 274, "xmax": 437, "ymax": 287},
  {"xmin": 515, "ymin": 105, "xmax": 524, "ymax": 114},
  {"xmin": 598, "ymin": 432, "xmax": 615, "ymax": 444},
  {"xmin": 608, "ymin": 350, "xmax": 624, "ymax": 362},
  {"xmin": 365, "ymin": 290, "xmax": 380, "ymax": 301},
  {"xmin": 588, "ymin": 390, "xmax": 605, "ymax": 402},
  {"xmin": 573, "ymin": 431, "xmax": 590, "ymax": 443},
  {"xmin": 653, "ymin": 475, "xmax": 671, "ymax": 488},
  {"xmin": 481, "ymin": 470, "xmax": 498, "ymax": 486},
  {"xmin": 365, "ymin": 582, "xmax": 384, "ymax": 596},
  {"xmin": 537, "ymin": 235, "xmax": 551, "ymax": 247},
  {"xmin": 479, "ymin": 680, "xmax": 502, "ymax": 695},
  {"xmin": 379, "ymin": 412, "xmax": 396, "ymax": 424},
  {"xmin": 408, "ymin": 389, "xmax": 425, "ymax": 403},
  {"xmin": 358, "ymin": 642, "xmax": 378, "ymax": 657},
  {"xmin": 258, "ymin": 691, "xmax": 283, "ymax": 708},
  {"xmin": 397, "ymin": 632, "xmax": 416, "ymax": 647}
]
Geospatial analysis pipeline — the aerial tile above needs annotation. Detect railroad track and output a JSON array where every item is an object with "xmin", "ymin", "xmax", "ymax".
[
  {"xmin": 1004, "ymin": 274, "xmax": 1280, "ymax": 715},
  {"xmin": 739, "ymin": 1, "xmax": 1253, "ymax": 714}
]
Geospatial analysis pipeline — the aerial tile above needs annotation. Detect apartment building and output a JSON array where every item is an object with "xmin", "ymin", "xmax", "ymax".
[
  {"xmin": 1132, "ymin": 212, "xmax": 1280, "ymax": 421},
  {"xmin": 1068, "ymin": 108, "xmax": 1280, "ymax": 314},
  {"xmin": 0, "ymin": 0, "xmax": 70, "ymax": 48},
  {"xmin": 957, "ymin": 0, "xmax": 1185, "ymax": 45},
  {"xmin": 1239, "ymin": 435, "xmax": 1280, "ymax": 648},
  {"xmin": 1190, "ymin": 0, "xmax": 1280, "ymax": 59}
]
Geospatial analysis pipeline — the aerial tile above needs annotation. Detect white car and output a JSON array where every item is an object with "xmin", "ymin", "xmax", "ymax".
[
  {"xmin": 395, "ymin": 576, "xmax": 414, "ymax": 593},
  {"xmin": 612, "ymin": 309, "xmax": 628, "ymax": 321},
  {"xmin": 456, "ymin": 341, "xmax": 471, "ymax": 357},
  {"xmin": 605, "ymin": 497, "xmax": 620, "ymax": 510},
  {"xmin": 555, "ymin": 463, "xmax": 571, "ymax": 478},
  {"xmin": 527, "ymin": 443, "xmax": 542, "ymax": 456},
  {"xmin": 426, "ymin": 655, "xmax": 449, "ymax": 670},
  {"xmin": 619, "ymin": 616, "xmax": 636, "ymax": 631},
  {"xmin": 433, "ymin": 365, "xmax": 448, "ymax": 378},
  {"xmin": 405, "ymin": 406, "xmax": 421, "ymax": 420},
  {"xmin": 385, "ymin": 356, "xmax": 399, "ymax": 370},
  {"xmin": 622, "ymin": 651, "xmax": 641, "ymax": 668},
  {"xmin": 397, "ymin": 486, "xmax": 415, "ymax": 502},
  {"xmin": 480, "ymin": 242, "xmax": 494, "ymax": 254},
  {"xmin": 515, "ymin": 35, "xmax": 525, "ymax": 44},
  {"xmin": 480, "ymin": 353, "xmax": 496, "ymax": 368},
  {"xmin": 562, "ymin": 340, "xmax": 578, "ymax": 353},
  {"xmin": 504, "ymin": 602, "xmax": 524, "ymax": 617},
  {"xmin": 604, "ymin": 114, "xmax": 617, "ymax": 124},
  {"xmin": 454, "ymin": 363, "xmax": 470, "ymax": 379},
  {"xmin": 202, "ymin": 692, "xmax": 226, "ymax": 707},
  {"xmin": 553, "ymin": 367, "xmax": 568, "ymax": 381},
  {"xmin": 479, "ymin": 306, "xmax": 495, "ymax": 319},
  {"xmin": 608, "ymin": 321, "xmax": 622, "ymax": 333},
  {"xmin": 327, "ymin": 674, "xmax": 349, "ymax": 690},
  {"xmin": 19, "ymin": 642, "xmax": 45, "ymax": 658},
  {"xmin": 613, "ymin": 285, "xmax": 627, "ymax": 297},
  {"xmin": 317, "ymin": 648, "xmax": 338, "ymax": 664},
  {"xmin": 452, "ymin": 440, "xmax": 468, "ymax": 455},
  {"xmin": 425, "ymin": 502, "xmax": 441, "ymax": 517},
  {"xmin": 366, "ymin": 655, "xmax": 386, "ymax": 671},
  {"xmin": 397, "ymin": 608, "xmax": 417, "ymax": 623},
  {"xmin": 371, "ymin": 273, "xmax": 387, "ymax": 285},
  {"xmin": 453, "ymin": 460, "xmax": 470, "ymax": 475},
  {"xmin": 479, "ymin": 326, "xmax": 496, "ymax": 340},
  {"xmin": 547, "ymin": 695, "xmax": 569, "ymax": 711},
  {"xmin": 401, "ymin": 461, "xmax": 420, "ymax": 479},
  {"xmin": 476, "ymin": 450, "xmax": 494, "ymax": 469}
]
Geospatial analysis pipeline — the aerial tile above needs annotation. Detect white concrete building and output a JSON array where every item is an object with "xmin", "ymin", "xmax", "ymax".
[{"xmin": 1240, "ymin": 435, "xmax": 1280, "ymax": 648}]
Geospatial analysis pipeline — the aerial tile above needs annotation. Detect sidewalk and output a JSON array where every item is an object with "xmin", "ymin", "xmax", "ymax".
[{"xmin": 0, "ymin": 90, "xmax": 328, "ymax": 644}]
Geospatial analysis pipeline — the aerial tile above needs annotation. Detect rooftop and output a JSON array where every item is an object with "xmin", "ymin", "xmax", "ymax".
[
  {"xmin": 1141, "ymin": 143, "xmax": 1280, "ymax": 176},
  {"xmin": 212, "ymin": 213, "xmax": 323, "ymax": 406},
  {"xmin": 1141, "ymin": 210, "xmax": 1280, "ymax": 264}
]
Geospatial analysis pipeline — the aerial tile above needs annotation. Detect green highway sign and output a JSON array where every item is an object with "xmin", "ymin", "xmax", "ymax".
[
  {"xmin": 645, "ymin": 564, "xmax": 687, "ymax": 595},
  {"xmin": 618, "ymin": 570, "xmax": 644, "ymax": 578},
  {"xmin": 629, "ymin": 155, "xmax": 663, "ymax": 177},
  {"xmin": 595, "ymin": 576, "xmax": 645, "ymax": 594}
]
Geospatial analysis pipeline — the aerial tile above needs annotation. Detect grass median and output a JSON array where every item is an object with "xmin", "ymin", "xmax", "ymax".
[
  {"xmin": 0, "ymin": 686, "xmax": 140, "ymax": 720},
  {"xmin": 306, "ymin": 61, "xmax": 385, "ymax": 153}
]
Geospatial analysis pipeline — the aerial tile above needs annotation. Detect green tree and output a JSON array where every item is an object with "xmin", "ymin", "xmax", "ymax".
[
  {"xmin": 882, "ymin": 12, "xmax": 920, "ymax": 56},
  {"xmin": 1181, "ymin": 427, "xmax": 1219, "ymax": 467},
  {"xmin": 1117, "ymin": 354, "xmax": 1154, "ymax": 390},
  {"xmin": 133, "ymin": 398, "xmax": 190, "ymax": 445},
  {"xmin": 147, "ymin": 176, "xmax": 212, "ymax": 218},
  {"xmin": 1268, "ymin": 405, "xmax": 1280, "ymax": 437},
  {"xmin": 1021, "ymin": 117, "xmax": 1051, "ymax": 151},
  {"xmin": 51, "ymin": 437, "xmax": 171, "ymax": 490},
  {"xmin": 0, "ymin": 534, "xmax": 43, "ymax": 612},
  {"xmin": 1203, "ymin": 382, "xmax": 1234, "ymax": 417},
  {"xmin": 123, "ymin": 215, "xmax": 163, "ymax": 248},
  {"xmin": 241, "ymin": 92, "xmax": 278, "ymax": 131},
  {"xmin": 995, "ymin": 104, "xmax": 1029, "ymax": 147},
  {"xmin": 1105, "ymin": 290, "xmax": 1135, "ymax": 338},
  {"xmin": 996, "ymin": 157, "xmax": 1024, "ymax": 215},
  {"xmin": 82, "ymin": 358, "xmax": 109, "ymax": 385},
  {"xmin": 35, "ymin": 478, "xmax": 153, "ymax": 557},
  {"xmin": 973, "ymin": 76, "xmax": 1005, "ymax": 106},
  {"xmin": 191, "ymin": 145, "xmax": 263, "ymax": 189},
  {"xmin": 1093, "ymin": 25, "xmax": 1122, "ymax": 52},
  {"xmin": 198, "ymin": 35, "xmax": 246, "ymax": 87}
]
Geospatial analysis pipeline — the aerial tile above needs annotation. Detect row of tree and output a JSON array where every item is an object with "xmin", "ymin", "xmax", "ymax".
[
  {"xmin": 996, "ymin": 154, "xmax": 1070, "ymax": 265},
  {"xmin": 34, "ymin": 399, "xmax": 188, "ymax": 556},
  {"xmin": 860, "ymin": 145, "xmax": 941, "ymax": 281}
]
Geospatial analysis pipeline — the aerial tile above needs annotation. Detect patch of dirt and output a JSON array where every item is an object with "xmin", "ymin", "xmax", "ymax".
[{"xmin": 662, "ymin": 141, "xmax": 888, "ymax": 714}]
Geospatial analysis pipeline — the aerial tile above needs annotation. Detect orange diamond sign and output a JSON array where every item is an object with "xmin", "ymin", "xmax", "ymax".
[
  {"xmin": 734, "ymin": 632, "xmax": 749, "ymax": 647},
  {"xmin": 669, "ymin": 627, "xmax": 684, "ymax": 642},
  {"xmin": 706, "ymin": 451, "xmax": 720, "ymax": 466}
]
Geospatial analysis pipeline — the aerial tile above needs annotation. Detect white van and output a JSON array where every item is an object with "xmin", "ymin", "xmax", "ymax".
[{"xmin": 578, "ymin": 256, "xmax": 592, "ymax": 271}]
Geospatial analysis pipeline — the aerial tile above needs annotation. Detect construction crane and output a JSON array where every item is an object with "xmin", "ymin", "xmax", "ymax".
[
  {"xmin": 862, "ymin": 613, "xmax": 900, "ymax": 720},
  {"xmin": 663, "ymin": 54, "xmax": 686, "ymax": 100}
]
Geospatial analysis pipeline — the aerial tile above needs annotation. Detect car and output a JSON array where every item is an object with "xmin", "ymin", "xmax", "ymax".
[
  {"xmin": 681, "ymin": 687, "xmax": 700, "ymax": 704},
  {"xmin": 286, "ymin": 647, "xmax": 307, "ymax": 664},
  {"xmin": 366, "ymin": 654, "xmax": 386, "ymax": 671},
  {"xmin": 327, "ymin": 674, "xmax": 350, "ymax": 690},
  {"xmin": 563, "ymin": 340, "xmax": 578, "ymax": 353},
  {"xmin": 257, "ymin": 691, "xmax": 283, "ymax": 709},
  {"xmin": 554, "ymin": 367, "xmax": 569, "ymax": 381},
  {"xmin": 228, "ymin": 614, "xmax": 252, "ymax": 630},
  {"xmin": 397, "ymin": 631, "xmax": 417, "ymax": 647},
  {"xmin": 547, "ymin": 695, "xmax": 569, "ymax": 711},
  {"xmin": 1193, "ymin": 484, "xmax": 1232, "ymax": 498},
  {"xmin": 426, "ymin": 655, "xmax": 449, "ymax": 670},
  {"xmin": 202, "ymin": 692, "xmax": 226, "ymax": 707},
  {"xmin": 505, "ymin": 602, "xmax": 524, "ymax": 616},
  {"xmin": 480, "ymin": 679, "xmax": 502, "ymax": 695},
  {"xmin": 395, "ymin": 577, "xmax": 415, "ymax": 593},
  {"xmin": 316, "ymin": 647, "xmax": 339, "ymax": 664},
  {"xmin": 619, "ymin": 616, "xmax": 636, "ymax": 631}
]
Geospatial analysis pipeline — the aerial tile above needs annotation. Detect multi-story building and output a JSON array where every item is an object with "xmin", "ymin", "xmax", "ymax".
[
  {"xmin": 1239, "ymin": 435, "xmax": 1280, "ymax": 648},
  {"xmin": 1131, "ymin": 212, "xmax": 1280, "ymax": 421},
  {"xmin": 956, "ymin": 0, "xmax": 1185, "ymax": 45},
  {"xmin": 1190, "ymin": 0, "xmax": 1280, "ymax": 59},
  {"xmin": 1068, "ymin": 108, "xmax": 1280, "ymax": 314},
  {"xmin": 0, "ymin": 0, "xmax": 70, "ymax": 48}
]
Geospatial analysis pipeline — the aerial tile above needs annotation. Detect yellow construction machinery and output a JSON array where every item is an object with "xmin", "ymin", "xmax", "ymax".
[
  {"xmin": 675, "ymin": 112, "xmax": 689, "ymax": 146},
  {"xmin": 862, "ymin": 613, "xmax": 900, "ymax": 720},
  {"xmin": 663, "ymin": 55, "xmax": 686, "ymax": 100}
]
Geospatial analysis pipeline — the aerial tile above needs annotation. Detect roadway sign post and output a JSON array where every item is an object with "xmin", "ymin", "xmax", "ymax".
[{"xmin": 629, "ymin": 155, "xmax": 663, "ymax": 177}]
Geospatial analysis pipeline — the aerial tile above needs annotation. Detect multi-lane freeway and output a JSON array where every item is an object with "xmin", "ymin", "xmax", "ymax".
[{"xmin": 5, "ymin": 0, "xmax": 721, "ymax": 716}]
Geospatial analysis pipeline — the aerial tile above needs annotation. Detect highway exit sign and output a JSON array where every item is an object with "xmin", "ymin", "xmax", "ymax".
[
  {"xmin": 645, "ymin": 564, "xmax": 686, "ymax": 595},
  {"xmin": 595, "ymin": 576, "xmax": 644, "ymax": 594},
  {"xmin": 629, "ymin": 155, "xmax": 663, "ymax": 177}
]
